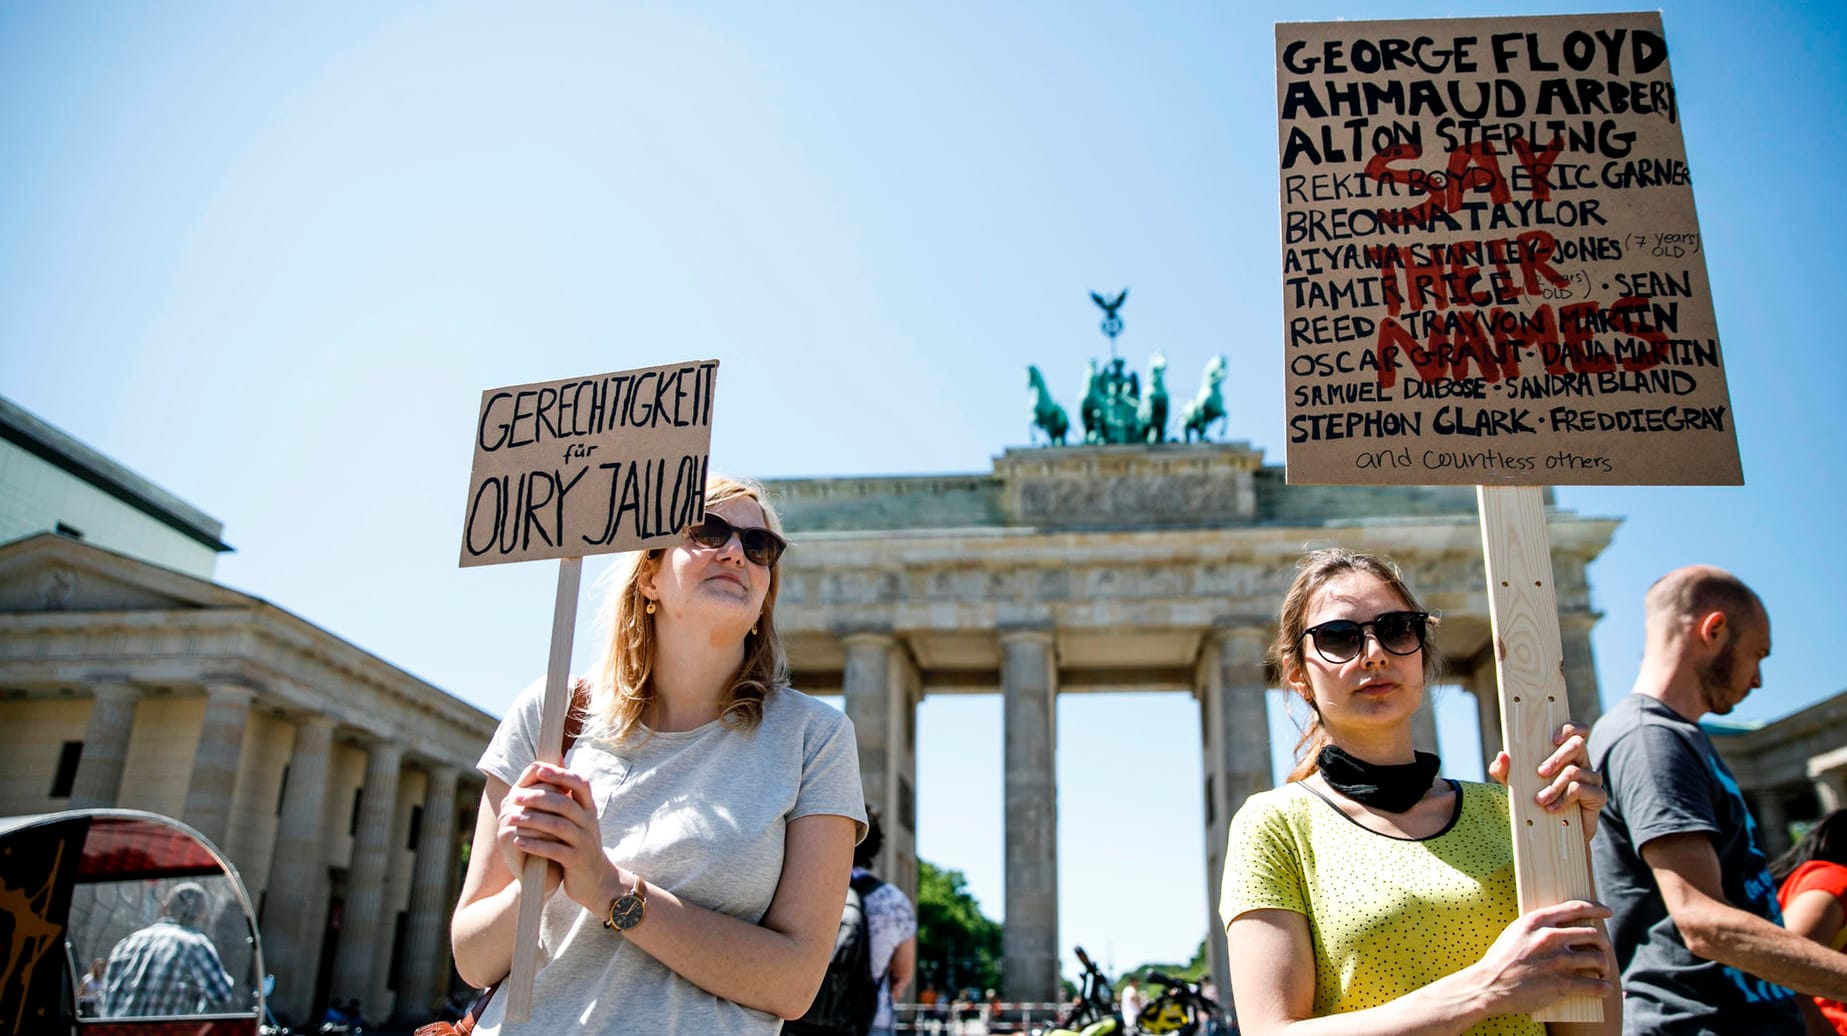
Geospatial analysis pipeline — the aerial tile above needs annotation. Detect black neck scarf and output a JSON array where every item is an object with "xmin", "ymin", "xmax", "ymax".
[{"xmin": 1317, "ymin": 745, "xmax": 1441, "ymax": 813}]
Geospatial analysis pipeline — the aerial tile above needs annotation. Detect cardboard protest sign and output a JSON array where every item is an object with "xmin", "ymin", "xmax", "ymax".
[
  {"xmin": 1277, "ymin": 12, "xmax": 1739, "ymax": 486},
  {"xmin": 460, "ymin": 360, "xmax": 719, "ymax": 566}
]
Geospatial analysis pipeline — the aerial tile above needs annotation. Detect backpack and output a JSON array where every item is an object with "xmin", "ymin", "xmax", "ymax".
[{"xmin": 783, "ymin": 872, "xmax": 884, "ymax": 1036}]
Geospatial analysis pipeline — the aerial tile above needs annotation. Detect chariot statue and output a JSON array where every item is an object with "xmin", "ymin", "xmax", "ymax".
[{"xmin": 1022, "ymin": 292, "xmax": 1227, "ymax": 448}]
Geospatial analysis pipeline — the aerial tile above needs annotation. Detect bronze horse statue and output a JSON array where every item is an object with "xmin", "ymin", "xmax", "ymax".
[
  {"xmin": 1079, "ymin": 359, "xmax": 1104, "ymax": 444},
  {"xmin": 1027, "ymin": 365, "xmax": 1070, "ymax": 445},
  {"xmin": 1181, "ymin": 355, "xmax": 1228, "ymax": 442},
  {"xmin": 1138, "ymin": 352, "xmax": 1169, "ymax": 443}
]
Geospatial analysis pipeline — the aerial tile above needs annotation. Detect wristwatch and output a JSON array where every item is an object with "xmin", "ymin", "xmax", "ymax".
[{"xmin": 603, "ymin": 874, "xmax": 647, "ymax": 934}]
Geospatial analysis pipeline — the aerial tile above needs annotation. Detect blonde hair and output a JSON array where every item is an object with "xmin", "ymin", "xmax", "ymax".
[
  {"xmin": 1272, "ymin": 548, "xmax": 1441, "ymax": 782},
  {"xmin": 584, "ymin": 475, "xmax": 790, "ymax": 744}
]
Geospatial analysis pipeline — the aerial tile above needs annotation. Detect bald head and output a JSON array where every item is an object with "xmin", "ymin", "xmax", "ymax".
[{"xmin": 1644, "ymin": 564, "xmax": 1764, "ymax": 643}]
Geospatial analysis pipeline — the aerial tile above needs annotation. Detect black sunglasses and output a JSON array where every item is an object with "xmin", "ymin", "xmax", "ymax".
[
  {"xmin": 683, "ymin": 512, "xmax": 788, "ymax": 567},
  {"xmin": 1301, "ymin": 611, "xmax": 1429, "ymax": 664}
]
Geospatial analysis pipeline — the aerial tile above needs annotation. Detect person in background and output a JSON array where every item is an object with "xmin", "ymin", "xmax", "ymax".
[
  {"xmin": 450, "ymin": 476, "xmax": 866, "ymax": 1035},
  {"xmin": 1221, "ymin": 547, "xmax": 1618, "ymax": 1035},
  {"xmin": 1119, "ymin": 977, "xmax": 1144, "ymax": 1027},
  {"xmin": 77, "ymin": 957, "xmax": 105, "ymax": 1017},
  {"xmin": 854, "ymin": 808, "xmax": 917, "ymax": 1036},
  {"xmin": 1772, "ymin": 810, "xmax": 1847, "ymax": 1034},
  {"xmin": 1590, "ymin": 565, "xmax": 1847, "ymax": 1034},
  {"xmin": 101, "ymin": 882, "xmax": 234, "ymax": 1017}
]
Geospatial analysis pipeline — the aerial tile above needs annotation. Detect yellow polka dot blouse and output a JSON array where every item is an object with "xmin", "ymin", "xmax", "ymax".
[{"xmin": 1219, "ymin": 780, "xmax": 1543, "ymax": 1036}]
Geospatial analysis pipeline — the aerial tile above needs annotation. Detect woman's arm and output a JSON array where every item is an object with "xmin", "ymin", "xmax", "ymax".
[
  {"xmin": 449, "ymin": 776, "xmax": 526, "ymax": 989},
  {"xmin": 620, "ymin": 810, "xmax": 856, "ymax": 1017},
  {"xmin": 469, "ymin": 760, "xmax": 856, "ymax": 1018},
  {"xmin": 1229, "ymin": 902, "xmax": 1614, "ymax": 1036},
  {"xmin": 1784, "ymin": 887, "xmax": 1846, "ymax": 949}
]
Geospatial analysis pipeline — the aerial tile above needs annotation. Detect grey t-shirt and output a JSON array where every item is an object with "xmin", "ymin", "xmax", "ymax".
[
  {"xmin": 475, "ymin": 681, "xmax": 867, "ymax": 1036},
  {"xmin": 1588, "ymin": 693, "xmax": 1803, "ymax": 1035}
]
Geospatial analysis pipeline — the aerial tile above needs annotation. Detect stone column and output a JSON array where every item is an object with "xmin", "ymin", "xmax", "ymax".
[
  {"xmin": 1754, "ymin": 789, "xmax": 1791, "ymax": 857},
  {"xmin": 1202, "ymin": 626, "xmax": 1269, "ymax": 1011},
  {"xmin": 1469, "ymin": 659, "xmax": 1504, "ymax": 772},
  {"xmin": 886, "ymin": 654, "xmax": 922, "ymax": 909},
  {"xmin": 1815, "ymin": 771, "xmax": 1847, "ymax": 814},
  {"xmin": 1558, "ymin": 612, "xmax": 1603, "ymax": 729},
  {"xmin": 183, "ymin": 683, "xmax": 256, "ymax": 846},
  {"xmin": 1410, "ymin": 693, "xmax": 1441, "ymax": 757},
  {"xmin": 842, "ymin": 632, "xmax": 895, "ymax": 814},
  {"xmin": 67, "ymin": 680, "xmax": 140, "ymax": 808},
  {"xmin": 1213, "ymin": 628, "xmax": 1273, "ymax": 825},
  {"xmin": 396, "ymin": 765, "xmax": 460, "ymax": 1022},
  {"xmin": 1000, "ymin": 629, "xmax": 1058, "ymax": 1004},
  {"xmin": 332, "ymin": 738, "xmax": 405, "ymax": 1005},
  {"xmin": 265, "ymin": 714, "xmax": 335, "ymax": 1024}
]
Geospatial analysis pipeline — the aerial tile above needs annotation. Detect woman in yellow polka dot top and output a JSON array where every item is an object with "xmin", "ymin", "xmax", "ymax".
[{"xmin": 1219, "ymin": 548, "xmax": 1622, "ymax": 1035}]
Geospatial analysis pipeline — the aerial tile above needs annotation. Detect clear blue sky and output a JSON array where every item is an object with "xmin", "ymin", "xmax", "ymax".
[{"xmin": 4, "ymin": 0, "xmax": 1844, "ymax": 987}]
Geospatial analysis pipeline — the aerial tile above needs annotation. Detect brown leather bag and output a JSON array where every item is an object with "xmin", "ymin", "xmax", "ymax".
[
  {"xmin": 415, "ymin": 679, "xmax": 591, "ymax": 1036},
  {"xmin": 413, "ymin": 983, "xmax": 499, "ymax": 1036}
]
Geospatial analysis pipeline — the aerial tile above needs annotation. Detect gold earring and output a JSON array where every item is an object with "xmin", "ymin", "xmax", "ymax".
[
  {"xmin": 751, "ymin": 622, "xmax": 759, "ymax": 635},
  {"xmin": 645, "ymin": 601, "xmax": 656, "ymax": 615}
]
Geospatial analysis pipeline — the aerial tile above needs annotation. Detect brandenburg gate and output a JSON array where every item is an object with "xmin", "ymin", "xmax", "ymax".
[{"xmin": 767, "ymin": 442, "xmax": 1616, "ymax": 1003}]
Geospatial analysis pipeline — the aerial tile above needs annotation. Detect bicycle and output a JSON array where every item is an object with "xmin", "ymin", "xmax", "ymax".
[
  {"xmin": 1134, "ymin": 971, "xmax": 1233, "ymax": 1036},
  {"xmin": 1036, "ymin": 946, "xmax": 1123, "ymax": 1036}
]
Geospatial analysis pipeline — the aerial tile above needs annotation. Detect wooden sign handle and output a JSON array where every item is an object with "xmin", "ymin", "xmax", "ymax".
[
  {"xmin": 1477, "ymin": 486, "xmax": 1602, "ymax": 1024},
  {"xmin": 502, "ymin": 555, "xmax": 585, "ymax": 1024}
]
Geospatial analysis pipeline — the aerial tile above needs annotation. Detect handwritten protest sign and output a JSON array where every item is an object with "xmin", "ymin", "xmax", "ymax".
[
  {"xmin": 1272, "ymin": 14, "xmax": 1743, "ymax": 1020},
  {"xmin": 1278, "ymin": 12, "xmax": 1738, "ymax": 486},
  {"xmin": 460, "ymin": 360, "xmax": 720, "ymax": 566},
  {"xmin": 457, "ymin": 358, "xmax": 718, "ymax": 1021}
]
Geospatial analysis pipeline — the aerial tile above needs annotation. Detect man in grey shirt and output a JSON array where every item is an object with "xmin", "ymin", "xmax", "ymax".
[{"xmin": 1589, "ymin": 565, "xmax": 1847, "ymax": 1033}]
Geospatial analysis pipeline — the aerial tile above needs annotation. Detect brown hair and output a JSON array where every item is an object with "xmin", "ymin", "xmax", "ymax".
[
  {"xmin": 585, "ymin": 475, "xmax": 790, "ymax": 744},
  {"xmin": 1273, "ymin": 547, "xmax": 1441, "ymax": 782}
]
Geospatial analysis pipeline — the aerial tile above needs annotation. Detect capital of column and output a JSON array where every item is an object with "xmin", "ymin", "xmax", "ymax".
[
  {"xmin": 1212, "ymin": 624, "xmax": 1270, "ymax": 667},
  {"xmin": 841, "ymin": 630, "xmax": 897, "ymax": 651},
  {"xmin": 88, "ymin": 679, "xmax": 141, "ymax": 705},
  {"xmin": 337, "ymin": 721, "xmax": 398, "ymax": 746},
  {"xmin": 362, "ymin": 738, "xmax": 408, "ymax": 768},
  {"xmin": 294, "ymin": 711, "xmax": 338, "ymax": 735},
  {"xmin": 201, "ymin": 682, "xmax": 258, "ymax": 707},
  {"xmin": 998, "ymin": 627, "xmax": 1056, "ymax": 649},
  {"xmin": 1557, "ymin": 610, "xmax": 1601, "ymax": 633}
]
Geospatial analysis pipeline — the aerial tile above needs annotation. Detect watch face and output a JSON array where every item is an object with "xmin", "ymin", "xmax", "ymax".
[{"xmin": 610, "ymin": 895, "xmax": 644, "ymax": 931}]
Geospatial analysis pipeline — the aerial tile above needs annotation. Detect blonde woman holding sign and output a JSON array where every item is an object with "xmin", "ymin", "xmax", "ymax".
[
  {"xmin": 451, "ymin": 476, "xmax": 866, "ymax": 1035},
  {"xmin": 1220, "ymin": 548, "xmax": 1621, "ymax": 1035}
]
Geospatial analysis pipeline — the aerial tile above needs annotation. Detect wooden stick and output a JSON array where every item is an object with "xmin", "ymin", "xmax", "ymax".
[
  {"xmin": 502, "ymin": 555, "xmax": 584, "ymax": 1024},
  {"xmin": 1476, "ymin": 486, "xmax": 1601, "ymax": 1023}
]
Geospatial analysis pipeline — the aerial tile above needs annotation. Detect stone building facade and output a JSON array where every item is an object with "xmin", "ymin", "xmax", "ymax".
[
  {"xmin": 766, "ymin": 443, "xmax": 1620, "ymax": 1003},
  {"xmin": 1712, "ymin": 696, "xmax": 1847, "ymax": 858},
  {"xmin": 1, "ymin": 396, "xmax": 227, "ymax": 580},
  {"xmin": 0, "ymin": 397, "xmax": 494, "ymax": 1025}
]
